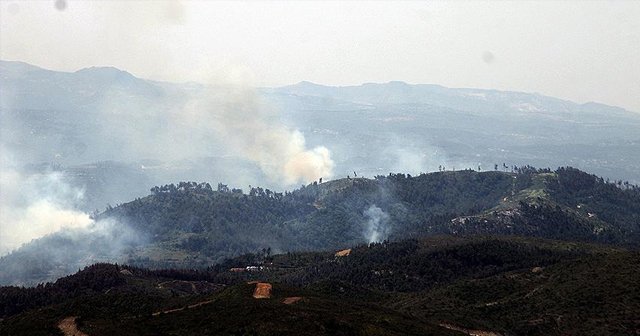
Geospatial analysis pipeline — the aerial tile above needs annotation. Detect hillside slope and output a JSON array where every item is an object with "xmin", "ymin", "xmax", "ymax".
[
  {"xmin": 1, "ymin": 236, "xmax": 637, "ymax": 336},
  {"xmin": 1, "ymin": 167, "xmax": 638, "ymax": 286},
  {"xmin": 105, "ymin": 166, "xmax": 640, "ymax": 262}
]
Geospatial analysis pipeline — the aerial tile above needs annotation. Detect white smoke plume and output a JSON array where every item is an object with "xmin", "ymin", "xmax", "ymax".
[
  {"xmin": 185, "ymin": 85, "xmax": 334, "ymax": 185},
  {"xmin": 0, "ymin": 147, "xmax": 144, "ymax": 266},
  {"xmin": 0, "ymin": 150, "xmax": 90, "ymax": 255},
  {"xmin": 363, "ymin": 205, "xmax": 390, "ymax": 243},
  {"xmin": 0, "ymin": 153, "xmax": 146, "ymax": 284},
  {"xmin": 0, "ymin": 217, "xmax": 145, "ymax": 286}
]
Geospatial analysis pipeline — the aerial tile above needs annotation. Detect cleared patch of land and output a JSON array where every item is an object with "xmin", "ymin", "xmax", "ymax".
[
  {"xmin": 58, "ymin": 316, "xmax": 89, "ymax": 336},
  {"xmin": 282, "ymin": 296, "xmax": 303, "ymax": 305},
  {"xmin": 253, "ymin": 282, "xmax": 272, "ymax": 299},
  {"xmin": 334, "ymin": 249, "xmax": 351, "ymax": 257}
]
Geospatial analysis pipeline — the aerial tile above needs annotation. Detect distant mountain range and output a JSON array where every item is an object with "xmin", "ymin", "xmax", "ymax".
[
  {"xmin": 2, "ymin": 60, "xmax": 640, "ymax": 192},
  {"xmin": 266, "ymin": 80, "xmax": 640, "ymax": 183}
]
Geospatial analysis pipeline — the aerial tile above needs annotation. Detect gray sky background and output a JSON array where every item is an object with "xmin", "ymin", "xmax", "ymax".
[{"xmin": 1, "ymin": 0, "xmax": 639, "ymax": 112}]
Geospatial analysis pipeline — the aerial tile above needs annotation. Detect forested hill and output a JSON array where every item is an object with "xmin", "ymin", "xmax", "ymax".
[
  {"xmin": 1, "ymin": 167, "xmax": 639, "ymax": 286},
  {"xmin": 102, "ymin": 170, "xmax": 514, "ymax": 261},
  {"xmin": 1, "ymin": 236, "xmax": 638, "ymax": 336},
  {"xmin": 102, "ymin": 166, "xmax": 640, "ymax": 267}
]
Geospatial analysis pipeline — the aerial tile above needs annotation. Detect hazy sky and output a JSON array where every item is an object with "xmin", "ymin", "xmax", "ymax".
[{"xmin": 1, "ymin": 0, "xmax": 639, "ymax": 112}]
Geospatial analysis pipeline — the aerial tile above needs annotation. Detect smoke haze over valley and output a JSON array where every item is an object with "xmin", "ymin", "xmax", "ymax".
[
  {"xmin": 1, "ymin": 3, "xmax": 640, "ymax": 335},
  {"xmin": 1, "ymin": 59, "xmax": 640, "ymax": 265}
]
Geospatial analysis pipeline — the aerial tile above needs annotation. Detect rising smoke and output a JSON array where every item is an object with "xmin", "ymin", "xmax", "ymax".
[
  {"xmin": 184, "ymin": 85, "xmax": 334, "ymax": 185},
  {"xmin": 363, "ymin": 205, "xmax": 390, "ymax": 243},
  {"xmin": 0, "ymin": 147, "xmax": 146, "ymax": 284},
  {"xmin": 0, "ymin": 149, "xmax": 90, "ymax": 255},
  {"xmin": 0, "ymin": 217, "xmax": 145, "ymax": 286},
  {"xmin": 0, "ymin": 76, "xmax": 334, "ymax": 284}
]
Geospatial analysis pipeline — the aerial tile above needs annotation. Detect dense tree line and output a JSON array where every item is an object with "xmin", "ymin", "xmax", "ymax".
[
  {"xmin": 98, "ymin": 171, "xmax": 519, "ymax": 268},
  {"xmin": 2, "ymin": 235, "xmax": 637, "ymax": 336},
  {"xmin": 93, "ymin": 167, "xmax": 640, "ymax": 270},
  {"xmin": 0, "ymin": 264, "xmax": 125, "ymax": 317},
  {"xmin": 549, "ymin": 167, "xmax": 640, "ymax": 236},
  {"xmin": 264, "ymin": 237, "xmax": 582, "ymax": 292}
]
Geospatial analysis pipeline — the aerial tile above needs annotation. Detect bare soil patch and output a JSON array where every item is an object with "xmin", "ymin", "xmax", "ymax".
[
  {"xmin": 253, "ymin": 282, "xmax": 272, "ymax": 299},
  {"xmin": 335, "ymin": 249, "xmax": 351, "ymax": 257},
  {"xmin": 282, "ymin": 296, "xmax": 303, "ymax": 305},
  {"xmin": 58, "ymin": 316, "xmax": 89, "ymax": 336}
]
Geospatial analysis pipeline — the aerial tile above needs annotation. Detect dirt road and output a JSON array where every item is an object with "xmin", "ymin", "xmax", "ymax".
[
  {"xmin": 439, "ymin": 322, "xmax": 502, "ymax": 336},
  {"xmin": 151, "ymin": 299, "xmax": 215, "ymax": 316}
]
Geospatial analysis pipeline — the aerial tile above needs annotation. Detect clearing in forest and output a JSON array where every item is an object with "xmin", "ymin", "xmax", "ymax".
[
  {"xmin": 253, "ymin": 282, "xmax": 272, "ymax": 299},
  {"xmin": 335, "ymin": 249, "xmax": 351, "ymax": 257},
  {"xmin": 282, "ymin": 296, "xmax": 303, "ymax": 304},
  {"xmin": 58, "ymin": 316, "xmax": 89, "ymax": 336}
]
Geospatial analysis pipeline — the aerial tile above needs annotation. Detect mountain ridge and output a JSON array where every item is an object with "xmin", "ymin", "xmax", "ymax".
[
  {"xmin": 3, "ymin": 59, "xmax": 640, "ymax": 188},
  {"xmin": 1, "ymin": 60, "xmax": 634, "ymax": 114},
  {"xmin": 1, "ymin": 166, "xmax": 638, "ymax": 286}
]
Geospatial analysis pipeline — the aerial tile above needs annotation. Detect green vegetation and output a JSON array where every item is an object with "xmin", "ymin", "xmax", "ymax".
[
  {"xmin": 391, "ymin": 250, "xmax": 640, "ymax": 336},
  {"xmin": 2, "ymin": 166, "xmax": 639, "ymax": 335},
  {"xmin": 105, "ymin": 167, "xmax": 638, "ymax": 270},
  {"xmin": 97, "ymin": 171, "xmax": 520, "ymax": 268},
  {"xmin": 1, "ymin": 236, "xmax": 638, "ymax": 335},
  {"xmin": 2, "ymin": 166, "xmax": 639, "ymax": 286}
]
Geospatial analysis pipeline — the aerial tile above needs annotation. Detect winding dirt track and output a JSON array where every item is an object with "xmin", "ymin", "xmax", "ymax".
[
  {"xmin": 58, "ymin": 316, "xmax": 89, "ymax": 336},
  {"xmin": 58, "ymin": 282, "xmax": 275, "ymax": 333},
  {"xmin": 151, "ymin": 299, "xmax": 216, "ymax": 316}
]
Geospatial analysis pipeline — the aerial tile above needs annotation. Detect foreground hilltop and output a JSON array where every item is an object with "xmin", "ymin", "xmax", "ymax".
[
  {"xmin": 1, "ymin": 166, "xmax": 638, "ymax": 286},
  {"xmin": 1, "ymin": 236, "xmax": 638, "ymax": 335}
]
